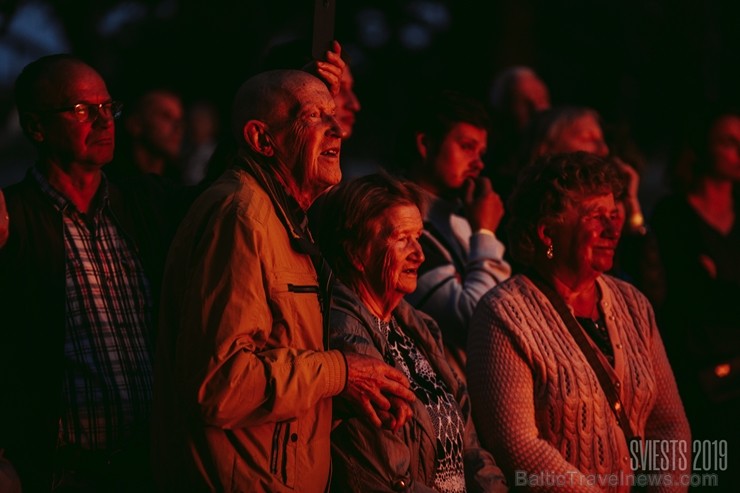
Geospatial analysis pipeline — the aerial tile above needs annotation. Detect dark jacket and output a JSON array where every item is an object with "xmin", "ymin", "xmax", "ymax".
[
  {"xmin": 0, "ymin": 168, "xmax": 190, "ymax": 492},
  {"xmin": 329, "ymin": 282, "xmax": 508, "ymax": 493}
]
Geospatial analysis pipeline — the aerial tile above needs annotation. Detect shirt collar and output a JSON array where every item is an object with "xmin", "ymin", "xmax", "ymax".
[{"xmin": 31, "ymin": 166, "xmax": 110, "ymax": 217}]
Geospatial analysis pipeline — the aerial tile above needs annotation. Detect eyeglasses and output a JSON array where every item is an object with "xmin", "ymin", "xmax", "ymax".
[{"xmin": 40, "ymin": 100, "xmax": 123, "ymax": 123}]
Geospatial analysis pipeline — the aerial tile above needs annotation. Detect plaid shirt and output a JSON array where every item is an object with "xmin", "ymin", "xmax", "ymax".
[{"xmin": 32, "ymin": 168, "xmax": 154, "ymax": 451}]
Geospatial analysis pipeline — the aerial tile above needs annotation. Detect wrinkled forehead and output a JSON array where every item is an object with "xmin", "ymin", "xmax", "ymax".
[
  {"xmin": 232, "ymin": 70, "xmax": 333, "ymax": 136},
  {"xmin": 565, "ymin": 192, "xmax": 617, "ymax": 218},
  {"xmin": 271, "ymin": 75, "xmax": 334, "ymax": 118},
  {"xmin": 255, "ymin": 71, "xmax": 334, "ymax": 122}
]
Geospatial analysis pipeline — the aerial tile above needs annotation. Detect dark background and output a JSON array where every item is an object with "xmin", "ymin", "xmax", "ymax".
[{"xmin": 1, "ymin": 0, "xmax": 739, "ymax": 211}]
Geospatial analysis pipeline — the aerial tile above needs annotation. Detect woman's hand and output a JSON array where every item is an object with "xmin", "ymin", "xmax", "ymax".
[{"xmin": 303, "ymin": 40, "xmax": 345, "ymax": 97}]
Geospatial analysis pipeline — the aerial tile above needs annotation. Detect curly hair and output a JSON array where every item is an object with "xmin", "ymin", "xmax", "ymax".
[
  {"xmin": 314, "ymin": 171, "xmax": 425, "ymax": 284},
  {"xmin": 506, "ymin": 151, "xmax": 624, "ymax": 266}
]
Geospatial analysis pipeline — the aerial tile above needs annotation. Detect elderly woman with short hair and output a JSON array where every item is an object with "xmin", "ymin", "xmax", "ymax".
[
  {"xmin": 467, "ymin": 152, "xmax": 690, "ymax": 492},
  {"xmin": 316, "ymin": 172, "xmax": 507, "ymax": 493}
]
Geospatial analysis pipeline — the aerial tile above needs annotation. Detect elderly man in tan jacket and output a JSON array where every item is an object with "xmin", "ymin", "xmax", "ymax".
[{"xmin": 152, "ymin": 50, "xmax": 416, "ymax": 492}]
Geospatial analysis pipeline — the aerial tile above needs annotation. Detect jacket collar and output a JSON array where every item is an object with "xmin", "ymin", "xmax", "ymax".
[
  {"xmin": 234, "ymin": 150, "xmax": 335, "ymax": 340},
  {"xmin": 331, "ymin": 281, "xmax": 455, "ymax": 385},
  {"xmin": 233, "ymin": 150, "xmax": 321, "ymax": 257}
]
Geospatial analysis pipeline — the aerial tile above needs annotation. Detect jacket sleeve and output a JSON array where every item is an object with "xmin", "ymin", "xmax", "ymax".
[
  {"xmin": 408, "ymin": 230, "xmax": 511, "ymax": 352},
  {"xmin": 467, "ymin": 300, "xmax": 603, "ymax": 493},
  {"xmin": 173, "ymin": 205, "xmax": 346, "ymax": 428}
]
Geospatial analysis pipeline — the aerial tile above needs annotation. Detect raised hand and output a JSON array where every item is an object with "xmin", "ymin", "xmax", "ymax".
[
  {"xmin": 303, "ymin": 40, "xmax": 345, "ymax": 97},
  {"xmin": 463, "ymin": 176, "xmax": 504, "ymax": 233}
]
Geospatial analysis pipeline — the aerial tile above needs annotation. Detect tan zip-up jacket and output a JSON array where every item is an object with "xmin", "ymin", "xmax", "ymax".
[{"xmin": 152, "ymin": 156, "xmax": 346, "ymax": 492}]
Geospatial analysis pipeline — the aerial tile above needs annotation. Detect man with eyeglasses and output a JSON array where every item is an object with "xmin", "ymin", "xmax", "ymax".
[{"xmin": 0, "ymin": 54, "xmax": 173, "ymax": 492}]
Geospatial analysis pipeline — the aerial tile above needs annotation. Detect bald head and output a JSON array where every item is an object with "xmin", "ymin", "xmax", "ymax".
[
  {"xmin": 15, "ymin": 55, "xmax": 99, "ymax": 114},
  {"xmin": 231, "ymin": 69, "xmax": 330, "ymax": 144},
  {"xmin": 14, "ymin": 55, "xmax": 113, "ymax": 150}
]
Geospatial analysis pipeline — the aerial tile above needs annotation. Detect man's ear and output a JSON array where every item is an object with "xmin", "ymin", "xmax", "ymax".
[
  {"xmin": 415, "ymin": 132, "xmax": 429, "ymax": 160},
  {"xmin": 20, "ymin": 112, "xmax": 44, "ymax": 143},
  {"xmin": 243, "ymin": 120, "xmax": 274, "ymax": 157}
]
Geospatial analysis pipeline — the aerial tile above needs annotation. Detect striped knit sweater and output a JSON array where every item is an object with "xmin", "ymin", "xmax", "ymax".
[{"xmin": 467, "ymin": 274, "xmax": 691, "ymax": 493}]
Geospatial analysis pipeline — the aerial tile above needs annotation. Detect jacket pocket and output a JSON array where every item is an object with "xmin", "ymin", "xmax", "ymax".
[
  {"xmin": 269, "ymin": 271, "xmax": 325, "ymax": 349},
  {"xmin": 270, "ymin": 420, "xmax": 298, "ymax": 488},
  {"xmin": 287, "ymin": 283, "xmax": 320, "ymax": 294}
]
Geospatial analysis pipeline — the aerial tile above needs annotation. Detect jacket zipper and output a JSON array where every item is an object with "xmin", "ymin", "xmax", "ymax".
[{"xmin": 270, "ymin": 421, "xmax": 294, "ymax": 485}]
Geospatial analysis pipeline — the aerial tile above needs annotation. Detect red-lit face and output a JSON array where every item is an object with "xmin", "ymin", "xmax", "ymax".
[
  {"xmin": 708, "ymin": 115, "xmax": 740, "ymax": 182},
  {"xmin": 424, "ymin": 122, "xmax": 487, "ymax": 195},
  {"xmin": 548, "ymin": 113, "xmax": 609, "ymax": 158},
  {"xmin": 270, "ymin": 75, "xmax": 343, "ymax": 200},
  {"xmin": 35, "ymin": 63, "xmax": 116, "ymax": 169},
  {"xmin": 360, "ymin": 204, "xmax": 425, "ymax": 309},
  {"xmin": 133, "ymin": 91, "xmax": 184, "ymax": 160},
  {"xmin": 547, "ymin": 193, "xmax": 621, "ymax": 281}
]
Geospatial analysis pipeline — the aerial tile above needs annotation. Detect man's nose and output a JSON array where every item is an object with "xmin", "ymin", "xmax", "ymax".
[
  {"xmin": 326, "ymin": 114, "xmax": 343, "ymax": 137},
  {"xmin": 411, "ymin": 238, "xmax": 425, "ymax": 263}
]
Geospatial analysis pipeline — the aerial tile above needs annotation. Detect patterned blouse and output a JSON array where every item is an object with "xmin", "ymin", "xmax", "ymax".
[{"xmin": 376, "ymin": 316, "xmax": 466, "ymax": 493}]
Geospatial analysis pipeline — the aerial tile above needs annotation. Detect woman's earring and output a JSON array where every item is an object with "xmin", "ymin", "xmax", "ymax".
[{"xmin": 546, "ymin": 243, "xmax": 554, "ymax": 260}]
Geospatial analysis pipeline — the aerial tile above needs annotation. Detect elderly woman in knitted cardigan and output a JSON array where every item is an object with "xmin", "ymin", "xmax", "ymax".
[{"xmin": 467, "ymin": 152, "xmax": 690, "ymax": 493}]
